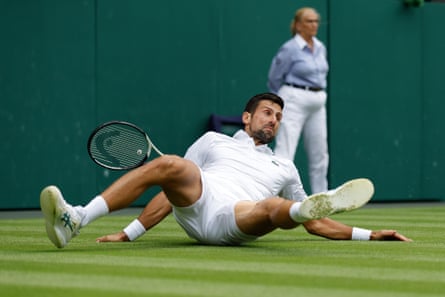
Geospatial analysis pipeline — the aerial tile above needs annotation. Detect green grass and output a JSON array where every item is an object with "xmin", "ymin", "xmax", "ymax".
[{"xmin": 1, "ymin": 205, "xmax": 444, "ymax": 297}]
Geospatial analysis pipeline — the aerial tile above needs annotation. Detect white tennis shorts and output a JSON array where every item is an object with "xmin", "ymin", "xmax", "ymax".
[{"xmin": 172, "ymin": 171, "xmax": 257, "ymax": 245}]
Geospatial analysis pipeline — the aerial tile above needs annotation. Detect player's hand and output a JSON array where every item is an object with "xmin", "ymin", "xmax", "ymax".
[
  {"xmin": 371, "ymin": 230, "xmax": 412, "ymax": 242},
  {"xmin": 96, "ymin": 231, "xmax": 130, "ymax": 243}
]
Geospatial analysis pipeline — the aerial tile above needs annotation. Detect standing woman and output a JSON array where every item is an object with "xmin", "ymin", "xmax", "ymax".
[{"xmin": 268, "ymin": 7, "xmax": 329, "ymax": 194}]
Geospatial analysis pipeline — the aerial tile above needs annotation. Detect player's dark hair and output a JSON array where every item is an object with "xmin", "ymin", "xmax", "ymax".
[{"xmin": 244, "ymin": 93, "xmax": 284, "ymax": 114}]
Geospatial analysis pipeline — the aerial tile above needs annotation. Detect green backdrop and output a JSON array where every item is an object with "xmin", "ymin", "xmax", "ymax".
[{"xmin": 1, "ymin": 0, "xmax": 444, "ymax": 209}]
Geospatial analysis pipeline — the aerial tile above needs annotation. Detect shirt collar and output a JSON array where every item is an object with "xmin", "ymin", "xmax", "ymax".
[
  {"xmin": 294, "ymin": 34, "xmax": 322, "ymax": 51},
  {"xmin": 233, "ymin": 130, "xmax": 274, "ymax": 155}
]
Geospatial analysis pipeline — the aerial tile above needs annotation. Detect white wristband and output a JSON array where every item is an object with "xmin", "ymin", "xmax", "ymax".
[
  {"xmin": 351, "ymin": 227, "xmax": 372, "ymax": 241},
  {"xmin": 123, "ymin": 219, "xmax": 146, "ymax": 241}
]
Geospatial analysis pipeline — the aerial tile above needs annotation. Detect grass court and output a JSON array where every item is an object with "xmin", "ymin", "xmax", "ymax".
[{"xmin": 1, "ymin": 204, "xmax": 444, "ymax": 297}]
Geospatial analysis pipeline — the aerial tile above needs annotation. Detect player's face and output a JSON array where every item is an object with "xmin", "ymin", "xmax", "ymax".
[{"xmin": 243, "ymin": 100, "xmax": 283, "ymax": 145}]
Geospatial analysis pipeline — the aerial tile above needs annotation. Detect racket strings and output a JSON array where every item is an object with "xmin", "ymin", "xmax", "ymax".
[{"xmin": 89, "ymin": 124, "xmax": 149, "ymax": 169}]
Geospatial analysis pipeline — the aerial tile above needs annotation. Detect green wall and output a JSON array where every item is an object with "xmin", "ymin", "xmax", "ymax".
[
  {"xmin": 328, "ymin": 1, "xmax": 445, "ymax": 200},
  {"xmin": 1, "ymin": 0, "xmax": 444, "ymax": 209},
  {"xmin": 1, "ymin": 1, "xmax": 97, "ymax": 208}
]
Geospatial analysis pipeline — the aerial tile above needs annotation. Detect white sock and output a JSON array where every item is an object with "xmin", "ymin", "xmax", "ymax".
[
  {"xmin": 79, "ymin": 195, "xmax": 109, "ymax": 227},
  {"xmin": 288, "ymin": 202, "xmax": 306, "ymax": 223}
]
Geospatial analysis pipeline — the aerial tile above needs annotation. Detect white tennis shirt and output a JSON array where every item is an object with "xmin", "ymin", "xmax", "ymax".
[{"xmin": 184, "ymin": 130, "xmax": 307, "ymax": 202}]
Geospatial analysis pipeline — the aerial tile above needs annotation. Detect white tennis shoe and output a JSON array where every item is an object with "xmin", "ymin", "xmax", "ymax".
[
  {"xmin": 298, "ymin": 178, "xmax": 374, "ymax": 220},
  {"xmin": 40, "ymin": 186, "xmax": 82, "ymax": 248}
]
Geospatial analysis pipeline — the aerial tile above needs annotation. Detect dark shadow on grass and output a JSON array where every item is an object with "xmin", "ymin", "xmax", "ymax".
[{"xmin": 32, "ymin": 238, "xmax": 281, "ymax": 253}]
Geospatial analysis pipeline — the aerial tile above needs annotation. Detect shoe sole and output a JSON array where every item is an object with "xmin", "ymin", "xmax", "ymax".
[
  {"xmin": 40, "ymin": 186, "xmax": 66, "ymax": 248},
  {"xmin": 299, "ymin": 178, "xmax": 374, "ymax": 220}
]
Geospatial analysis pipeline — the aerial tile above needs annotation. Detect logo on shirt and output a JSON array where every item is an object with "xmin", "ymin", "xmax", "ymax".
[{"xmin": 271, "ymin": 160, "xmax": 279, "ymax": 167}]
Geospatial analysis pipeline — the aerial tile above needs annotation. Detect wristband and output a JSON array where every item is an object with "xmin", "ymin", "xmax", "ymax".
[
  {"xmin": 351, "ymin": 227, "xmax": 372, "ymax": 241},
  {"xmin": 123, "ymin": 219, "xmax": 146, "ymax": 241}
]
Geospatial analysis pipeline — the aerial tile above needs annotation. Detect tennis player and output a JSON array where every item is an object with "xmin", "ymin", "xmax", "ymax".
[{"xmin": 40, "ymin": 93, "xmax": 411, "ymax": 248}]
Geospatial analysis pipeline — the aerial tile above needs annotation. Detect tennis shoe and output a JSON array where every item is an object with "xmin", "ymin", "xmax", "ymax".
[
  {"xmin": 298, "ymin": 178, "xmax": 374, "ymax": 220},
  {"xmin": 40, "ymin": 185, "xmax": 81, "ymax": 248}
]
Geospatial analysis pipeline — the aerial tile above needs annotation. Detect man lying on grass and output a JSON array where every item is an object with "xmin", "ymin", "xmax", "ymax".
[{"xmin": 40, "ymin": 92, "xmax": 411, "ymax": 249}]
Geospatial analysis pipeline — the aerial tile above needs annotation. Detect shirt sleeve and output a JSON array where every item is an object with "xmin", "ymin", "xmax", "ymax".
[
  {"xmin": 280, "ymin": 164, "xmax": 308, "ymax": 202},
  {"xmin": 183, "ymin": 132, "xmax": 213, "ymax": 167},
  {"xmin": 267, "ymin": 42, "xmax": 295, "ymax": 94}
]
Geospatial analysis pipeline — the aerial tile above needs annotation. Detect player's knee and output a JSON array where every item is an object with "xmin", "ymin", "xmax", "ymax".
[{"xmin": 155, "ymin": 155, "xmax": 189, "ymax": 179}]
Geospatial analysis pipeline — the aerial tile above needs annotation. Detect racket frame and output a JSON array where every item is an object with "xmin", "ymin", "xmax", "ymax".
[{"xmin": 87, "ymin": 120, "xmax": 163, "ymax": 170}]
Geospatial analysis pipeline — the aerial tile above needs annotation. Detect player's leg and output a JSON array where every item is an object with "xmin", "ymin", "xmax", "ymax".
[
  {"xmin": 101, "ymin": 155, "xmax": 202, "ymax": 210},
  {"xmin": 303, "ymin": 105, "xmax": 329, "ymax": 194},
  {"xmin": 234, "ymin": 178, "xmax": 374, "ymax": 237},
  {"xmin": 40, "ymin": 155, "xmax": 202, "ymax": 248},
  {"xmin": 234, "ymin": 198, "xmax": 297, "ymax": 237}
]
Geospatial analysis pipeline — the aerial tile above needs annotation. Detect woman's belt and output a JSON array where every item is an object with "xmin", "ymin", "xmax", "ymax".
[{"xmin": 284, "ymin": 83, "xmax": 323, "ymax": 92}]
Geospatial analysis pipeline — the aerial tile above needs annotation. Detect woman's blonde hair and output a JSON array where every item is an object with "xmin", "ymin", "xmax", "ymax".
[{"xmin": 290, "ymin": 7, "xmax": 320, "ymax": 36}]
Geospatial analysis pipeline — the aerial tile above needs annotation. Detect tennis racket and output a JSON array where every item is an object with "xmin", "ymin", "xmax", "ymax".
[{"xmin": 87, "ymin": 121, "xmax": 164, "ymax": 170}]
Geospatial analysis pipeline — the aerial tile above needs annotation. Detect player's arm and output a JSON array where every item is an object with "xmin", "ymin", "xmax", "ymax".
[
  {"xmin": 302, "ymin": 218, "xmax": 412, "ymax": 241},
  {"xmin": 96, "ymin": 191, "xmax": 172, "ymax": 243}
]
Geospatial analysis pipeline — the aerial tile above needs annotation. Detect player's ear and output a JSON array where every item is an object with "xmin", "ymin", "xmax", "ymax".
[{"xmin": 242, "ymin": 111, "xmax": 251, "ymax": 124}]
